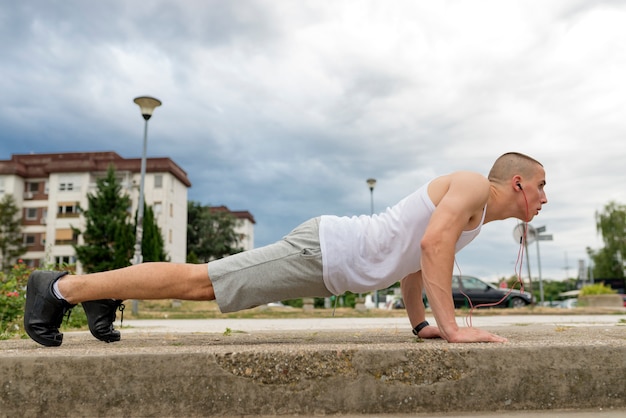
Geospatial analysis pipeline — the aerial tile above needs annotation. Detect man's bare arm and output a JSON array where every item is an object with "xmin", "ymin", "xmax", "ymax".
[{"xmin": 420, "ymin": 172, "xmax": 507, "ymax": 343}]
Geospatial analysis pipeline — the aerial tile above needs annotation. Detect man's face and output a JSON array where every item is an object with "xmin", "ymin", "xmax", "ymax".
[{"xmin": 523, "ymin": 166, "xmax": 547, "ymax": 221}]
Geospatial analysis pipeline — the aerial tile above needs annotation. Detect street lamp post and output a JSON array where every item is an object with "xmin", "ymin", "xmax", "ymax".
[
  {"xmin": 366, "ymin": 178, "xmax": 376, "ymax": 216},
  {"xmin": 366, "ymin": 178, "xmax": 377, "ymax": 307},
  {"xmin": 131, "ymin": 96, "xmax": 162, "ymax": 314}
]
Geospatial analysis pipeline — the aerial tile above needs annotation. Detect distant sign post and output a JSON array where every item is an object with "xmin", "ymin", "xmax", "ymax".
[{"xmin": 513, "ymin": 224, "xmax": 553, "ymax": 304}]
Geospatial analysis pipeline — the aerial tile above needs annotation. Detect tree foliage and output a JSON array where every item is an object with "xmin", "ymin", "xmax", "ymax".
[
  {"xmin": 579, "ymin": 283, "xmax": 616, "ymax": 296},
  {"xmin": 588, "ymin": 201, "xmax": 626, "ymax": 279},
  {"xmin": 0, "ymin": 195, "xmax": 26, "ymax": 272},
  {"xmin": 73, "ymin": 166, "xmax": 135, "ymax": 273},
  {"xmin": 137, "ymin": 203, "xmax": 168, "ymax": 262},
  {"xmin": 187, "ymin": 201, "xmax": 243, "ymax": 263}
]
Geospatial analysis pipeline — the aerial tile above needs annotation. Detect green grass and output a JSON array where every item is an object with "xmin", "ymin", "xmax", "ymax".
[
  {"xmin": 124, "ymin": 299, "xmax": 625, "ymax": 320},
  {"xmin": 127, "ymin": 299, "xmax": 409, "ymax": 320}
]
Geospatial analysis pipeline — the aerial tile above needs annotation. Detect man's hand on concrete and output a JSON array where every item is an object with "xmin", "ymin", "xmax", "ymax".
[
  {"xmin": 444, "ymin": 327, "xmax": 508, "ymax": 343},
  {"xmin": 418, "ymin": 325, "xmax": 442, "ymax": 339}
]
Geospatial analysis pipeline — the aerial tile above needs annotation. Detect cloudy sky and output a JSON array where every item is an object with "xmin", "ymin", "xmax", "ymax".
[{"xmin": 2, "ymin": 0, "xmax": 625, "ymax": 284}]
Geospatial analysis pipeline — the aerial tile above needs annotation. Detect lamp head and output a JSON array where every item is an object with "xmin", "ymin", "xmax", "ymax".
[
  {"xmin": 133, "ymin": 96, "xmax": 162, "ymax": 120},
  {"xmin": 366, "ymin": 178, "xmax": 377, "ymax": 190}
]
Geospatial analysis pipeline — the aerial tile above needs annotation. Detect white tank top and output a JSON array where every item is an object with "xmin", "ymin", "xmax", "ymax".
[{"xmin": 319, "ymin": 182, "xmax": 486, "ymax": 295}]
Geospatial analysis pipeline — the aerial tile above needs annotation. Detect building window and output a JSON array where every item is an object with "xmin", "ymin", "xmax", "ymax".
[
  {"xmin": 22, "ymin": 259, "xmax": 37, "ymax": 268},
  {"xmin": 27, "ymin": 182, "xmax": 39, "ymax": 192},
  {"xmin": 169, "ymin": 203, "xmax": 173, "ymax": 217},
  {"xmin": 59, "ymin": 182, "xmax": 74, "ymax": 191},
  {"xmin": 58, "ymin": 175, "xmax": 81, "ymax": 192},
  {"xmin": 55, "ymin": 228, "xmax": 77, "ymax": 245},
  {"xmin": 58, "ymin": 202, "xmax": 79, "ymax": 218},
  {"xmin": 25, "ymin": 207, "xmax": 38, "ymax": 220},
  {"xmin": 24, "ymin": 234, "xmax": 36, "ymax": 246},
  {"xmin": 55, "ymin": 256, "xmax": 76, "ymax": 267},
  {"xmin": 153, "ymin": 202, "xmax": 162, "ymax": 216},
  {"xmin": 154, "ymin": 175, "xmax": 163, "ymax": 189},
  {"xmin": 169, "ymin": 229, "xmax": 173, "ymax": 244},
  {"xmin": 0, "ymin": 177, "xmax": 4, "ymax": 194}
]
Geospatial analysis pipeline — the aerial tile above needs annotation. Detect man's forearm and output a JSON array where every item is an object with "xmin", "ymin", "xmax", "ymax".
[
  {"xmin": 400, "ymin": 272, "xmax": 427, "ymax": 328},
  {"xmin": 421, "ymin": 275, "xmax": 459, "ymax": 340},
  {"xmin": 420, "ymin": 245, "xmax": 460, "ymax": 341}
]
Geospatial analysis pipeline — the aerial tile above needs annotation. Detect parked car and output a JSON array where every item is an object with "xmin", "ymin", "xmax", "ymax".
[
  {"xmin": 420, "ymin": 275, "xmax": 533, "ymax": 309},
  {"xmin": 392, "ymin": 275, "xmax": 533, "ymax": 309}
]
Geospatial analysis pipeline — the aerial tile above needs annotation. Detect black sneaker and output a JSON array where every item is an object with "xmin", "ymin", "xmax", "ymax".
[
  {"xmin": 24, "ymin": 271, "xmax": 75, "ymax": 347},
  {"xmin": 82, "ymin": 299, "xmax": 125, "ymax": 343}
]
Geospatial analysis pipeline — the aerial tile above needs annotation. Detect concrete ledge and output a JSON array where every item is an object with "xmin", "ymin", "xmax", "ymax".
[{"xmin": 1, "ymin": 325, "xmax": 625, "ymax": 417}]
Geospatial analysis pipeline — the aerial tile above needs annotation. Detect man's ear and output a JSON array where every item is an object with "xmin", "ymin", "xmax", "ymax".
[{"xmin": 512, "ymin": 175, "xmax": 523, "ymax": 191}]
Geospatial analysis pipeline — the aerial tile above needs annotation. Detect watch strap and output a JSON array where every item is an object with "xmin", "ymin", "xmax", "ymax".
[{"xmin": 412, "ymin": 320, "xmax": 430, "ymax": 336}]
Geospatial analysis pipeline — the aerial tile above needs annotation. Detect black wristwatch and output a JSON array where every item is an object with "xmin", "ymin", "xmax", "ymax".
[{"xmin": 412, "ymin": 320, "xmax": 430, "ymax": 336}]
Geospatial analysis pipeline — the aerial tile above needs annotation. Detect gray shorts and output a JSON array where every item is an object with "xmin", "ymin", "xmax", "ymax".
[{"xmin": 208, "ymin": 217, "xmax": 332, "ymax": 312}]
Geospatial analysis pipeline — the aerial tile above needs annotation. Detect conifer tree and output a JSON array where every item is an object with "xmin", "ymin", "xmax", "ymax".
[
  {"xmin": 138, "ymin": 203, "xmax": 168, "ymax": 262},
  {"xmin": 73, "ymin": 165, "xmax": 135, "ymax": 273},
  {"xmin": 0, "ymin": 194, "xmax": 27, "ymax": 272}
]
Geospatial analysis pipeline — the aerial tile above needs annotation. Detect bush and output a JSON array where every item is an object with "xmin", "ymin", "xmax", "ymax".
[
  {"xmin": 579, "ymin": 283, "xmax": 617, "ymax": 296},
  {"xmin": 0, "ymin": 261, "xmax": 31, "ymax": 338},
  {"xmin": 0, "ymin": 261, "xmax": 87, "ymax": 340}
]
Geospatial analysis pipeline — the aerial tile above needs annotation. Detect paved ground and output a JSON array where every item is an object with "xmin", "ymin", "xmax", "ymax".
[
  {"xmin": 1, "ymin": 313, "xmax": 624, "ymax": 417},
  {"xmin": 122, "ymin": 315, "xmax": 626, "ymax": 418},
  {"xmin": 117, "ymin": 314, "xmax": 624, "ymax": 334},
  {"xmin": 278, "ymin": 412, "xmax": 626, "ymax": 418},
  {"xmin": 279, "ymin": 412, "xmax": 626, "ymax": 418}
]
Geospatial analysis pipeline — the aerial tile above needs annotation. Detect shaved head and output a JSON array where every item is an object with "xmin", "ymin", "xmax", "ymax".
[{"xmin": 488, "ymin": 152, "xmax": 543, "ymax": 185}]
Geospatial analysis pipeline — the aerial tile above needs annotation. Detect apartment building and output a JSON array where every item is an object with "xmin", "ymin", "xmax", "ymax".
[
  {"xmin": 0, "ymin": 152, "xmax": 191, "ymax": 272},
  {"xmin": 209, "ymin": 205, "xmax": 256, "ymax": 251}
]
